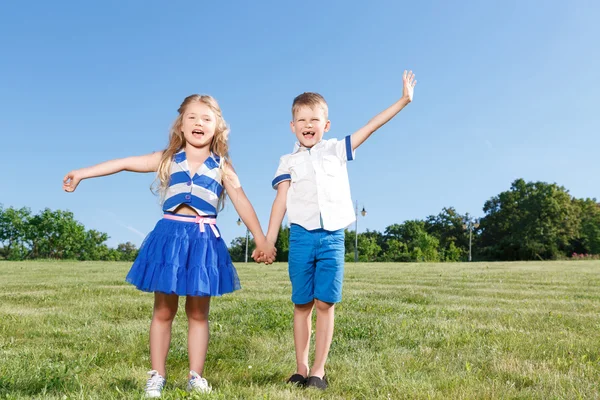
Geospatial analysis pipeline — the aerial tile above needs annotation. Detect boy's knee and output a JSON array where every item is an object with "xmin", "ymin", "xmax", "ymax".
[
  {"xmin": 314, "ymin": 299, "xmax": 335, "ymax": 312},
  {"xmin": 294, "ymin": 300, "xmax": 315, "ymax": 312}
]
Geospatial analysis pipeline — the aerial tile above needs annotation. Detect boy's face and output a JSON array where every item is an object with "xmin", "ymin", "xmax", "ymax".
[{"xmin": 290, "ymin": 105, "xmax": 330, "ymax": 148}]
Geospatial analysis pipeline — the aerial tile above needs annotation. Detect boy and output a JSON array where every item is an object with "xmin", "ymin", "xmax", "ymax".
[{"xmin": 260, "ymin": 71, "xmax": 416, "ymax": 389}]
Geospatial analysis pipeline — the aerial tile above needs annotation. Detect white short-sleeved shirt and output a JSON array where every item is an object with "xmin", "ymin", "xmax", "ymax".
[{"xmin": 272, "ymin": 136, "xmax": 356, "ymax": 231}]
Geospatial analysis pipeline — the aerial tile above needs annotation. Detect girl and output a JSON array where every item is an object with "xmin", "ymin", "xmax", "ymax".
[{"xmin": 63, "ymin": 94, "xmax": 276, "ymax": 398}]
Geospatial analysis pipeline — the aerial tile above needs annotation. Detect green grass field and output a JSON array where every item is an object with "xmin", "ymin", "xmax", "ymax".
[{"xmin": 0, "ymin": 260, "xmax": 599, "ymax": 399}]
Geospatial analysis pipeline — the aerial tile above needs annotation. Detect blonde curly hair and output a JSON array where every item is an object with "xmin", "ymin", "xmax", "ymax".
[{"xmin": 153, "ymin": 94, "xmax": 230, "ymax": 211}]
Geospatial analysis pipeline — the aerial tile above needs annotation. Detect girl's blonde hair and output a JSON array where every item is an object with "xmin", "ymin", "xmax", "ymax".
[{"xmin": 153, "ymin": 94, "xmax": 230, "ymax": 211}]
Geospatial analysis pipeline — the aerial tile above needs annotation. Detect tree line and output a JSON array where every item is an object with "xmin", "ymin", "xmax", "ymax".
[
  {"xmin": 228, "ymin": 179, "xmax": 600, "ymax": 262},
  {"xmin": 2, "ymin": 179, "xmax": 599, "ymax": 262},
  {"xmin": 0, "ymin": 206, "xmax": 138, "ymax": 261}
]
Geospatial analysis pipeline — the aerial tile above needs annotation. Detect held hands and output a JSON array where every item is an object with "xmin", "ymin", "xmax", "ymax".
[
  {"xmin": 252, "ymin": 237, "xmax": 277, "ymax": 265},
  {"xmin": 63, "ymin": 170, "xmax": 83, "ymax": 192},
  {"xmin": 402, "ymin": 70, "xmax": 417, "ymax": 102}
]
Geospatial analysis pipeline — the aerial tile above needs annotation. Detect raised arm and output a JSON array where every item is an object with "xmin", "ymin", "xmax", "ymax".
[
  {"xmin": 222, "ymin": 162, "xmax": 276, "ymax": 263},
  {"xmin": 63, "ymin": 151, "xmax": 163, "ymax": 192},
  {"xmin": 350, "ymin": 70, "xmax": 416, "ymax": 151}
]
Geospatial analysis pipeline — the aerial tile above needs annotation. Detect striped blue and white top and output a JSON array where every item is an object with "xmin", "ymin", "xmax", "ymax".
[{"xmin": 162, "ymin": 149, "xmax": 223, "ymax": 216}]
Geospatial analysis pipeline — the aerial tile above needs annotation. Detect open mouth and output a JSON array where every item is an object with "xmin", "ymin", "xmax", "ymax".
[
  {"xmin": 192, "ymin": 129, "xmax": 204, "ymax": 138},
  {"xmin": 302, "ymin": 131, "xmax": 315, "ymax": 139}
]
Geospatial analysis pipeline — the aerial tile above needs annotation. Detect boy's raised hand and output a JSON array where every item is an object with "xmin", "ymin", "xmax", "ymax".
[
  {"xmin": 402, "ymin": 70, "xmax": 417, "ymax": 102},
  {"xmin": 349, "ymin": 69, "xmax": 417, "ymax": 151}
]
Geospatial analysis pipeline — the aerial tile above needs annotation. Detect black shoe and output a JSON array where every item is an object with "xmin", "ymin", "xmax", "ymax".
[
  {"xmin": 306, "ymin": 375, "xmax": 328, "ymax": 390},
  {"xmin": 286, "ymin": 374, "xmax": 307, "ymax": 387}
]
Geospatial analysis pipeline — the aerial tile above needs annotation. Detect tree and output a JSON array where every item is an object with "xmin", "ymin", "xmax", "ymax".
[
  {"xmin": 117, "ymin": 242, "xmax": 139, "ymax": 261},
  {"xmin": 0, "ymin": 205, "xmax": 32, "ymax": 260},
  {"xmin": 444, "ymin": 241, "xmax": 463, "ymax": 262},
  {"xmin": 357, "ymin": 234, "xmax": 381, "ymax": 262},
  {"xmin": 228, "ymin": 236, "xmax": 256, "ymax": 262},
  {"xmin": 425, "ymin": 207, "xmax": 468, "ymax": 261},
  {"xmin": 412, "ymin": 231, "xmax": 440, "ymax": 262},
  {"xmin": 344, "ymin": 229, "xmax": 384, "ymax": 262},
  {"xmin": 479, "ymin": 179, "xmax": 580, "ymax": 260},
  {"xmin": 384, "ymin": 220, "xmax": 439, "ymax": 262},
  {"xmin": 361, "ymin": 229, "xmax": 386, "ymax": 260},
  {"xmin": 381, "ymin": 239, "xmax": 411, "ymax": 262},
  {"xmin": 25, "ymin": 208, "xmax": 86, "ymax": 259},
  {"xmin": 344, "ymin": 229, "xmax": 356, "ymax": 256},
  {"xmin": 0, "ymin": 205, "xmax": 140, "ymax": 261},
  {"xmin": 79, "ymin": 230, "xmax": 110, "ymax": 261},
  {"xmin": 275, "ymin": 225, "xmax": 290, "ymax": 262},
  {"xmin": 571, "ymin": 198, "xmax": 600, "ymax": 255}
]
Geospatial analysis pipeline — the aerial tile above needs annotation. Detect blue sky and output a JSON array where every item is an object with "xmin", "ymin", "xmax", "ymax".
[{"xmin": 1, "ymin": 1, "xmax": 599, "ymax": 247}]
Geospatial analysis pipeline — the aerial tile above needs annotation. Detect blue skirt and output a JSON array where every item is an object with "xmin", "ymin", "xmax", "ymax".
[{"xmin": 126, "ymin": 214, "xmax": 241, "ymax": 296}]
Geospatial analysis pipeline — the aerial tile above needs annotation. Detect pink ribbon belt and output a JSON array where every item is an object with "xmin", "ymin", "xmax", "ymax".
[{"xmin": 163, "ymin": 214, "xmax": 220, "ymax": 238}]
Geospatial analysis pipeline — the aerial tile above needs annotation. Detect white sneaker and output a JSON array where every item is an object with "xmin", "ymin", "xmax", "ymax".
[
  {"xmin": 187, "ymin": 370, "xmax": 212, "ymax": 393},
  {"xmin": 144, "ymin": 370, "xmax": 166, "ymax": 398}
]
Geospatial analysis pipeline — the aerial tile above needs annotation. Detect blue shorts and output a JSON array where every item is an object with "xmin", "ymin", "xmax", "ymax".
[{"xmin": 288, "ymin": 224, "xmax": 345, "ymax": 304}]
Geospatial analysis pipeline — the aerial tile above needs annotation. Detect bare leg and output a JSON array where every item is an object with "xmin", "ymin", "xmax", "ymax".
[
  {"xmin": 186, "ymin": 295, "xmax": 211, "ymax": 375},
  {"xmin": 310, "ymin": 299, "xmax": 335, "ymax": 378},
  {"xmin": 293, "ymin": 300, "xmax": 314, "ymax": 377},
  {"xmin": 150, "ymin": 292, "xmax": 179, "ymax": 377}
]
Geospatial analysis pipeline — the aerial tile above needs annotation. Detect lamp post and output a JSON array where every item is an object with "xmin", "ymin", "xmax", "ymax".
[
  {"xmin": 236, "ymin": 217, "xmax": 249, "ymax": 263},
  {"xmin": 462, "ymin": 213, "xmax": 480, "ymax": 262},
  {"xmin": 354, "ymin": 200, "xmax": 367, "ymax": 263}
]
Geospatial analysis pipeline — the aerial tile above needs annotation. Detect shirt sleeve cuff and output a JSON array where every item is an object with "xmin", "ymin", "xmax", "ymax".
[
  {"xmin": 272, "ymin": 174, "xmax": 291, "ymax": 188},
  {"xmin": 345, "ymin": 135, "xmax": 355, "ymax": 161}
]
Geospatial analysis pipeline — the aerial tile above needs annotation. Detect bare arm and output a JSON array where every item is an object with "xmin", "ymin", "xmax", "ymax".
[
  {"xmin": 265, "ymin": 181, "xmax": 289, "ymax": 245},
  {"xmin": 351, "ymin": 70, "xmax": 416, "ymax": 151},
  {"xmin": 63, "ymin": 151, "xmax": 163, "ymax": 192},
  {"xmin": 222, "ymin": 162, "xmax": 276, "ymax": 262}
]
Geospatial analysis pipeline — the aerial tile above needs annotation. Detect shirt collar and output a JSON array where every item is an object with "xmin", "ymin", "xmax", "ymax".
[
  {"xmin": 292, "ymin": 139, "xmax": 325, "ymax": 154},
  {"xmin": 174, "ymin": 148, "xmax": 187, "ymax": 163}
]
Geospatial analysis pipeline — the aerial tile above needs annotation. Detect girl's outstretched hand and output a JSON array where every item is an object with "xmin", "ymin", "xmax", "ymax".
[
  {"xmin": 402, "ymin": 70, "xmax": 417, "ymax": 102},
  {"xmin": 63, "ymin": 170, "xmax": 83, "ymax": 192}
]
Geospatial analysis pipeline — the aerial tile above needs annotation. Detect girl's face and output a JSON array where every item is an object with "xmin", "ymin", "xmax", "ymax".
[{"xmin": 181, "ymin": 102, "xmax": 217, "ymax": 148}]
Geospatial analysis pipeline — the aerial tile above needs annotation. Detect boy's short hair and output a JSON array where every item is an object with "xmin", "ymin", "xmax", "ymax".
[{"xmin": 292, "ymin": 92, "xmax": 329, "ymax": 119}]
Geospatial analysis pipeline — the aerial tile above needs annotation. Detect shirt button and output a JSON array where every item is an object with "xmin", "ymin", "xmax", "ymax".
[{"xmin": 187, "ymin": 181, "xmax": 192, "ymax": 186}]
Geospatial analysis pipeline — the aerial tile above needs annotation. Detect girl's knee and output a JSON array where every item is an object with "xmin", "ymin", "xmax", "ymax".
[
  {"xmin": 185, "ymin": 298, "xmax": 210, "ymax": 322},
  {"xmin": 153, "ymin": 304, "xmax": 178, "ymax": 322},
  {"xmin": 153, "ymin": 293, "xmax": 179, "ymax": 321},
  {"xmin": 185, "ymin": 307, "xmax": 209, "ymax": 322}
]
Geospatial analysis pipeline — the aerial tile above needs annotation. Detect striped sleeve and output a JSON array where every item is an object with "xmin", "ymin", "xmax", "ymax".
[
  {"xmin": 334, "ymin": 135, "xmax": 355, "ymax": 162},
  {"xmin": 272, "ymin": 156, "xmax": 291, "ymax": 189}
]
